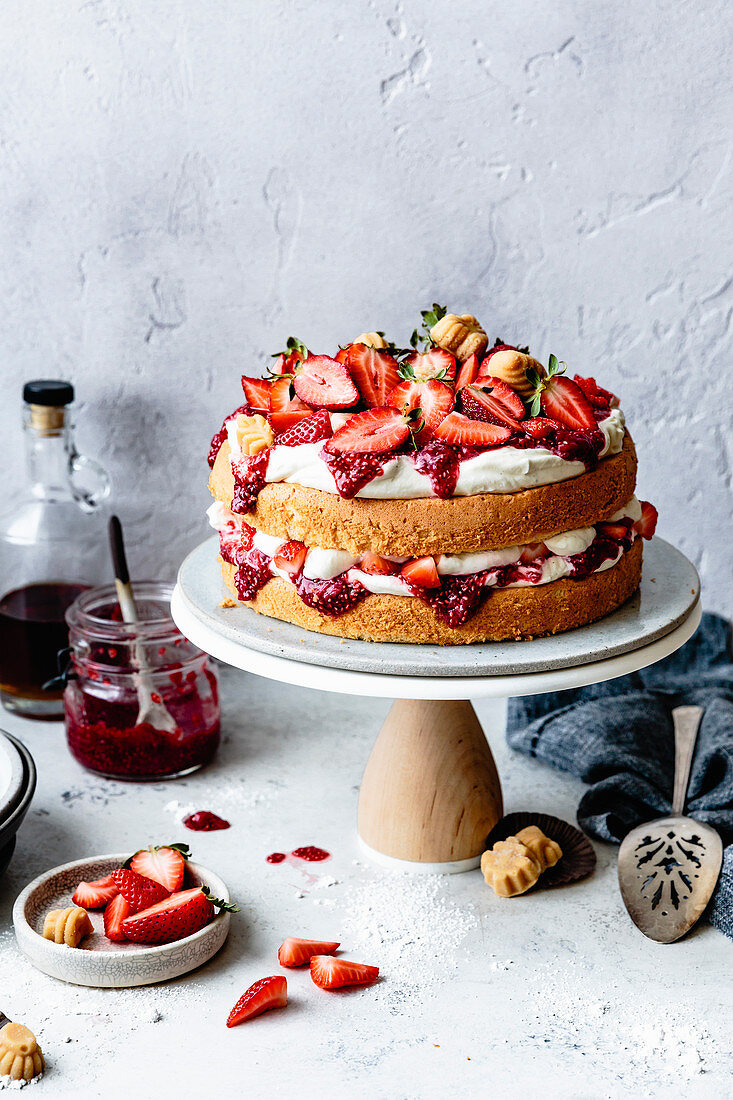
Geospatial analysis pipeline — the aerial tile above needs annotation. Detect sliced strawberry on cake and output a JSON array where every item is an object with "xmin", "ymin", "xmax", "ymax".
[
  {"xmin": 460, "ymin": 380, "xmax": 524, "ymax": 430},
  {"xmin": 402, "ymin": 347, "xmax": 456, "ymax": 382},
  {"xmin": 345, "ymin": 344, "xmax": 401, "ymax": 406},
  {"xmin": 325, "ymin": 406, "xmax": 413, "ymax": 454},
  {"xmin": 634, "ymin": 501, "xmax": 658, "ymax": 539},
  {"xmin": 527, "ymin": 356, "xmax": 597, "ymax": 431},
  {"xmin": 273, "ymin": 541, "xmax": 307, "ymax": 576},
  {"xmin": 433, "ymin": 412, "xmax": 512, "ymax": 448},
  {"xmin": 455, "ymin": 352, "xmax": 480, "ymax": 392},
  {"xmin": 386, "ymin": 378, "xmax": 454, "ymax": 442},
  {"xmin": 358, "ymin": 552, "xmax": 399, "ymax": 575},
  {"xmin": 291, "ymin": 355, "xmax": 359, "ymax": 410},
  {"xmin": 241, "ymin": 376, "xmax": 272, "ymax": 414},
  {"xmin": 274, "ymin": 409, "xmax": 332, "ymax": 447},
  {"xmin": 269, "ymin": 376, "xmax": 314, "ymax": 433},
  {"xmin": 400, "ymin": 556, "xmax": 441, "ymax": 588}
]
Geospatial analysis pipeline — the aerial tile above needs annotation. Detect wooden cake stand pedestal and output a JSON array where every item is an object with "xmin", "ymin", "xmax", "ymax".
[{"xmin": 172, "ymin": 537, "xmax": 701, "ymax": 873}]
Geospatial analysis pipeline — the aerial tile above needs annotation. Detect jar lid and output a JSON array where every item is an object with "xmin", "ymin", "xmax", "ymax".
[{"xmin": 23, "ymin": 379, "xmax": 74, "ymax": 406}]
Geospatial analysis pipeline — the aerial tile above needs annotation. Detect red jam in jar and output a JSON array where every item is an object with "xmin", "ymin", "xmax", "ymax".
[{"xmin": 64, "ymin": 582, "xmax": 220, "ymax": 780}]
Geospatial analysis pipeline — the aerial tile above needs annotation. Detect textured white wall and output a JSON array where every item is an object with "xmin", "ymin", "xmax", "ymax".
[{"xmin": 1, "ymin": 1, "xmax": 730, "ymax": 610}]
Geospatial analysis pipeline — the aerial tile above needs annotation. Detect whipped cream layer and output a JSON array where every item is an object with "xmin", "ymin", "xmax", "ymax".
[
  {"xmin": 226, "ymin": 409, "xmax": 626, "ymax": 500},
  {"xmin": 207, "ymin": 496, "xmax": 641, "ymax": 598}
]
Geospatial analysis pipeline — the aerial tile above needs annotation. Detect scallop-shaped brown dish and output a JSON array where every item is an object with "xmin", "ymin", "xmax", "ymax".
[{"xmin": 484, "ymin": 812, "xmax": 596, "ymax": 888}]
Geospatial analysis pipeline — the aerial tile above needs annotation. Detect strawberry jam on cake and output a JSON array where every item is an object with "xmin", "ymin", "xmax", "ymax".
[{"xmin": 207, "ymin": 309, "xmax": 657, "ymax": 644}]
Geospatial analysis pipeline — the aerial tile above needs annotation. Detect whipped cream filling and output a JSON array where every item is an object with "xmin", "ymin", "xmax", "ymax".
[
  {"xmin": 228, "ymin": 409, "xmax": 626, "ymax": 500},
  {"xmin": 207, "ymin": 495, "xmax": 640, "ymax": 597}
]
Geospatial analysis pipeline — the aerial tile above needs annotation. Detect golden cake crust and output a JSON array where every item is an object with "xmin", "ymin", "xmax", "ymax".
[
  {"xmin": 217, "ymin": 539, "xmax": 642, "ymax": 644},
  {"xmin": 210, "ymin": 435, "xmax": 637, "ymax": 556}
]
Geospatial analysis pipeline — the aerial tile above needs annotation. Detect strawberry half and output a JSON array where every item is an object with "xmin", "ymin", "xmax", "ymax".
[
  {"xmin": 358, "ymin": 552, "xmax": 399, "ymax": 576},
  {"xmin": 310, "ymin": 955, "xmax": 379, "ymax": 990},
  {"xmin": 574, "ymin": 374, "xmax": 618, "ymax": 410},
  {"xmin": 274, "ymin": 409, "xmax": 332, "ymax": 447},
  {"xmin": 278, "ymin": 937, "xmax": 341, "ymax": 968},
  {"xmin": 346, "ymin": 344, "xmax": 401, "ymax": 407},
  {"xmin": 292, "ymin": 355, "xmax": 359, "ymax": 410},
  {"xmin": 634, "ymin": 501, "xmax": 658, "ymax": 540},
  {"xmin": 121, "ymin": 885, "xmax": 237, "ymax": 946},
  {"xmin": 226, "ymin": 976, "xmax": 287, "ymax": 1026},
  {"xmin": 598, "ymin": 522, "xmax": 630, "ymax": 540},
  {"xmin": 72, "ymin": 874, "xmax": 118, "ymax": 909},
  {"xmin": 403, "ymin": 347, "xmax": 456, "ymax": 382},
  {"xmin": 129, "ymin": 844, "xmax": 190, "ymax": 894},
  {"xmin": 273, "ymin": 540, "xmax": 307, "ymax": 576},
  {"xmin": 461, "ymin": 382, "xmax": 523, "ymax": 430},
  {"xmin": 111, "ymin": 868, "xmax": 170, "ymax": 913},
  {"xmin": 400, "ymin": 556, "xmax": 441, "ymax": 589},
  {"xmin": 455, "ymin": 352, "xmax": 480, "ymax": 392},
  {"xmin": 103, "ymin": 893, "xmax": 132, "ymax": 942},
  {"xmin": 522, "ymin": 417, "xmax": 557, "ymax": 440},
  {"xmin": 386, "ymin": 379, "xmax": 454, "ymax": 442},
  {"xmin": 433, "ymin": 412, "xmax": 512, "ymax": 448},
  {"xmin": 269, "ymin": 376, "xmax": 313, "ymax": 434},
  {"xmin": 241, "ymin": 376, "xmax": 272, "ymax": 414},
  {"xmin": 540, "ymin": 375, "xmax": 597, "ymax": 430},
  {"xmin": 325, "ymin": 407, "xmax": 411, "ymax": 454}
]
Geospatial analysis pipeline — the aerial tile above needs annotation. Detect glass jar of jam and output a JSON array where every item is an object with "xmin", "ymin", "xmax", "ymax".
[{"xmin": 64, "ymin": 582, "xmax": 220, "ymax": 780}]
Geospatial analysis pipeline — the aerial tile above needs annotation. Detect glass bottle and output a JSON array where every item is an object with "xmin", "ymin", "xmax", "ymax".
[{"xmin": 0, "ymin": 380, "xmax": 111, "ymax": 719}]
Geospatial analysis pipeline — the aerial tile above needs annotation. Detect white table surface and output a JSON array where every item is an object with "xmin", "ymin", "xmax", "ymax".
[{"xmin": 0, "ymin": 664, "xmax": 731, "ymax": 1099}]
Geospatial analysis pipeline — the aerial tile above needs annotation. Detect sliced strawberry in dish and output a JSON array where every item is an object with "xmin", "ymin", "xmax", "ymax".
[
  {"xmin": 72, "ymin": 874, "xmax": 119, "ymax": 909},
  {"xmin": 111, "ymin": 868, "xmax": 170, "ymax": 913},
  {"xmin": 461, "ymin": 382, "xmax": 523, "ymax": 429},
  {"xmin": 275, "ymin": 409, "xmax": 332, "ymax": 447},
  {"xmin": 269, "ymin": 376, "xmax": 313, "ymax": 433},
  {"xmin": 522, "ymin": 417, "xmax": 557, "ymax": 440},
  {"xmin": 310, "ymin": 955, "xmax": 379, "ymax": 990},
  {"xmin": 346, "ymin": 344, "xmax": 401, "ymax": 407},
  {"xmin": 358, "ymin": 552, "xmax": 399, "ymax": 576},
  {"xmin": 633, "ymin": 501, "xmax": 658, "ymax": 539},
  {"xmin": 400, "ymin": 556, "xmax": 441, "ymax": 589},
  {"xmin": 103, "ymin": 893, "xmax": 132, "ymax": 943},
  {"xmin": 227, "ymin": 976, "xmax": 288, "ymax": 1026},
  {"xmin": 121, "ymin": 885, "xmax": 237, "ymax": 945},
  {"xmin": 241, "ymin": 376, "xmax": 272, "ymax": 414},
  {"xmin": 455, "ymin": 352, "xmax": 480, "ymax": 392},
  {"xmin": 433, "ymin": 412, "xmax": 512, "ymax": 448},
  {"xmin": 129, "ymin": 844, "xmax": 190, "ymax": 893},
  {"xmin": 292, "ymin": 355, "xmax": 359, "ymax": 410},
  {"xmin": 540, "ymin": 376, "xmax": 597, "ymax": 431},
  {"xmin": 325, "ymin": 407, "xmax": 411, "ymax": 454},
  {"xmin": 278, "ymin": 937, "xmax": 341, "ymax": 968},
  {"xmin": 386, "ymin": 379, "xmax": 454, "ymax": 442},
  {"xmin": 403, "ymin": 347, "xmax": 456, "ymax": 381},
  {"xmin": 273, "ymin": 541, "xmax": 307, "ymax": 576}
]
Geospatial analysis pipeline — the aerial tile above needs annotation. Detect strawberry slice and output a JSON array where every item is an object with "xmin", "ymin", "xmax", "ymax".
[
  {"xmin": 433, "ymin": 412, "xmax": 512, "ymax": 448},
  {"xmin": 461, "ymin": 382, "xmax": 523, "ymax": 429},
  {"xmin": 292, "ymin": 355, "xmax": 359, "ymax": 410},
  {"xmin": 325, "ymin": 407, "xmax": 411, "ymax": 454},
  {"xmin": 273, "ymin": 540, "xmax": 307, "ymax": 576},
  {"xmin": 129, "ymin": 844, "xmax": 190, "ymax": 893},
  {"xmin": 111, "ymin": 869, "xmax": 170, "ymax": 913},
  {"xmin": 103, "ymin": 893, "xmax": 132, "ymax": 942},
  {"xmin": 634, "ymin": 501, "xmax": 658, "ymax": 540},
  {"xmin": 403, "ymin": 348, "xmax": 456, "ymax": 381},
  {"xmin": 72, "ymin": 874, "xmax": 118, "ymax": 909},
  {"xmin": 121, "ymin": 886, "xmax": 237, "ymax": 945},
  {"xmin": 274, "ymin": 409, "xmax": 332, "ymax": 447},
  {"xmin": 358, "ymin": 552, "xmax": 398, "ymax": 576},
  {"xmin": 455, "ymin": 352, "xmax": 480, "ymax": 392},
  {"xmin": 400, "ymin": 555, "xmax": 441, "ymax": 588},
  {"xmin": 386, "ymin": 379, "xmax": 454, "ymax": 442},
  {"xmin": 226, "ymin": 976, "xmax": 287, "ymax": 1026},
  {"xmin": 310, "ymin": 955, "xmax": 379, "ymax": 990},
  {"xmin": 574, "ymin": 374, "xmax": 618, "ymax": 410},
  {"xmin": 269, "ymin": 376, "xmax": 313, "ymax": 433},
  {"xmin": 278, "ymin": 937, "xmax": 341, "ymax": 968},
  {"xmin": 345, "ymin": 344, "xmax": 401, "ymax": 407},
  {"xmin": 241, "ymin": 376, "xmax": 272, "ymax": 414},
  {"xmin": 522, "ymin": 417, "xmax": 557, "ymax": 440},
  {"xmin": 540, "ymin": 376, "xmax": 596, "ymax": 431},
  {"xmin": 598, "ymin": 521, "xmax": 630, "ymax": 540}
]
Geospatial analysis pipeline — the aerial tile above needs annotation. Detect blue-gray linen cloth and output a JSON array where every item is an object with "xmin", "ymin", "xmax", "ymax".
[{"xmin": 506, "ymin": 612, "xmax": 733, "ymax": 938}]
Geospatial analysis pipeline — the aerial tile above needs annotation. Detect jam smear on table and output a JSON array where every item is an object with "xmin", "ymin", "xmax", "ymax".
[
  {"xmin": 266, "ymin": 852, "xmax": 287, "ymax": 864},
  {"xmin": 183, "ymin": 811, "xmax": 231, "ymax": 831},
  {"xmin": 291, "ymin": 846, "xmax": 331, "ymax": 862}
]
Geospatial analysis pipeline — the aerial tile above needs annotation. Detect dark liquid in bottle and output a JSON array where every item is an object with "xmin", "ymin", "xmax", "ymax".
[{"xmin": 0, "ymin": 582, "xmax": 87, "ymax": 703}]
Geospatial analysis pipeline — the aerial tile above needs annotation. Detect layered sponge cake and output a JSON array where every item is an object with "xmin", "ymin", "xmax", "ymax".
[{"xmin": 207, "ymin": 309, "xmax": 657, "ymax": 644}]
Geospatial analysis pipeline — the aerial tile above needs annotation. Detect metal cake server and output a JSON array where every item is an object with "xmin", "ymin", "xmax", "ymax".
[{"xmin": 618, "ymin": 705, "xmax": 723, "ymax": 943}]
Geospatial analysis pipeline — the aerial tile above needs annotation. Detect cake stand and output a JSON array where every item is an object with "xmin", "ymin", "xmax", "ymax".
[{"xmin": 172, "ymin": 536, "xmax": 701, "ymax": 873}]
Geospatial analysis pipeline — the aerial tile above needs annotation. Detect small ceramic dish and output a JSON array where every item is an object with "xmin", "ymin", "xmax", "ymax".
[
  {"xmin": 13, "ymin": 853, "xmax": 231, "ymax": 988},
  {"xmin": 0, "ymin": 731, "xmax": 26, "ymax": 826}
]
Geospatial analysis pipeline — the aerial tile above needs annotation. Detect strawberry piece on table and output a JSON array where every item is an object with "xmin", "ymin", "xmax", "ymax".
[
  {"xmin": 278, "ymin": 937, "xmax": 341, "ymax": 968},
  {"xmin": 103, "ymin": 893, "xmax": 132, "ymax": 942},
  {"xmin": 433, "ymin": 412, "xmax": 512, "ymax": 448},
  {"xmin": 241, "ymin": 376, "xmax": 272, "ymax": 414},
  {"xmin": 386, "ymin": 379, "xmax": 454, "ymax": 442},
  {"xmin": 540, "ymin": 376, "xmax": 596, "ymax": 431},
  {"xmin": 310, "ymin": 956, "xmax": 379, "ymax": 990},
  {"xmin": 522, "ymin": 417, "xmax": 557, "ymax": 440},
  {"xmin": 461, "ymin": 382, "xmax": 523, "ymax": 429},
  {"xmin": 121, "ymin": 886, "xmax": 237, "ymax": 946},
  {"xmin": 111, "ymin": 868, "xmax": 170, "ymax": 913},
  {"xmin": 345, "ymin": 344, "xmax": 401, "ymax": 407},
  {"xmin": 129, "ymin": 844, "xmax": 190, "ymax": 893},
  {"xmin": 358, "ymin": 552, "xmax": 399, "ymax": 576},
  {"xmin": 274, "ymin": 409, "xmax": 332, "ymax": 447},
  {"xmin": 400, "ymin": 556, "xmax": 441, "ymax": 589},
  {"xmin": 72, "ymin": 874, "xmax": 119, "ymax": 909},
  {"xmin": 325, "ymin": 407, "xmax": 411, "ymax": 454},
  {"xmin": 269, "ymin": 376, "xmax": 313, "ymax": 434},
  {"xmin": 273, "ymin": 541, "xmax": 307, "ymax": 576},
  {"xmin": 634, "ymin": 501, "xmax": 658, "ymax": 540},
  {"xmin": 226, "ymin": 976, "xmax": 288, "ymax": 1027},
  {"xmin": 403, "ymin": 348, "xmax": 456, "ymax": 381},
  {"xmin": 455, "ymin": 352, "xmax": 480, "ymax": 392},
  {"xmin": 292, "ymin": 355, "xmax": 359, "ymax": 410}
]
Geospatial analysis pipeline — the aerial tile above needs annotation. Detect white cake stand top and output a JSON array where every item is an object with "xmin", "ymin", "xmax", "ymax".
[{"xmin": 172, "ymin": 537, "xmax": 700, "ymax": 701}]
